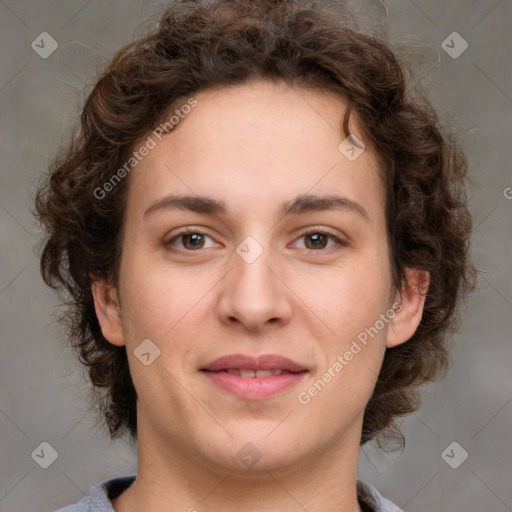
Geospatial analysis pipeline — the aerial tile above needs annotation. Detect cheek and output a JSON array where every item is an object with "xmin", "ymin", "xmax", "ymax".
[
  {"xmin": 304, "ymin": 267, "xmax": 390, "ymax": 413},
  {"xmin": 305, "ymin": 257, "xmax": 391, "ymax": 344},
  {"xmin": 118, "ymin": 248, "xmax": 220, "ymax": 350},
  {"xmin": 118, "ymin": 250, "xmax": 182, "ymax": 340}
]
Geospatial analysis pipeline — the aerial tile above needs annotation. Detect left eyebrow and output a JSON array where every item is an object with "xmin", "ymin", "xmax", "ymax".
[
  {"xmin": 281, "ymin": 193, "xmax": 369, "ymax": 222},
  {"xmin": 143, "ymin": 193, "xmax": 370, "ymax": 222}
]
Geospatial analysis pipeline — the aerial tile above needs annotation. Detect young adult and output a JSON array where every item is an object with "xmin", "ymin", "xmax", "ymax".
[{"xmin": 35, "ymin": 1, "xmax": 475, "ymax": 511}]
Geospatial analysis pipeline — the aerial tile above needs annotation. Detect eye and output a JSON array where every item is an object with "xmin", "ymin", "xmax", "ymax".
[
  {"xmin": 165, "ymin": 228, "xmax": 218, "ymax": 251},
  {"xmin": 291, "ymin": 229, "xmax": 348, "ymax": 252},
  {"xmin": 164, "ymin": 227, "xmax": 348, "ymax": 254}
]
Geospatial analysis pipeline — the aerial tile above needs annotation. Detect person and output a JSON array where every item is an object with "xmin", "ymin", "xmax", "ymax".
[{"xmin": 34, "ymin": 1, "xmax": 476, "ymax": 511}]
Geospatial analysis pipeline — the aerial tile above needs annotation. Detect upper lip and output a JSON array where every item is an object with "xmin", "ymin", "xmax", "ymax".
[{"xmin": 201, "ymin": 354, "xmax": 308, "ymax": 372}]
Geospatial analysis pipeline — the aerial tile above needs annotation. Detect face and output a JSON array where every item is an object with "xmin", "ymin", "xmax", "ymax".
[{"xmin": 93, "ymin": 79, "xmax": 426, "ymax": 472}]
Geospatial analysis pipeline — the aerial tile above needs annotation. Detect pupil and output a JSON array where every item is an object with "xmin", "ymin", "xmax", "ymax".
[
  {"xmin": 185, "ymin": 234, "xmax": 203, "ymax": 249},
  {"xmin": 307, "ymin": 233, "xmax": 326, "ymax": 249}
]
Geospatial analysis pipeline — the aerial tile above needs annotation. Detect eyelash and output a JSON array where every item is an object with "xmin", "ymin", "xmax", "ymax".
[{"xmin": 164, "ymin": 227, "xmax": 348, "ymax": 254}]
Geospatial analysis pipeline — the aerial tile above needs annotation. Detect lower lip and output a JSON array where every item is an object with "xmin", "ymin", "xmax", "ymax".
[{"xmin": 202, "ymin": 370, "xmax": 308, "ymax": 400}]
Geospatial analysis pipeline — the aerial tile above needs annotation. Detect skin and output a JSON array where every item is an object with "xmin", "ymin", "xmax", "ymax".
[{"xmin": 92, "ymin": 79, "xmax": 429, "ymax": 512}]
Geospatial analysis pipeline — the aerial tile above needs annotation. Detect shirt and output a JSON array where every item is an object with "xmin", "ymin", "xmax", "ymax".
[{"xmin": 51, "ymin": 475, "xmax": 404, "ymax": 512}]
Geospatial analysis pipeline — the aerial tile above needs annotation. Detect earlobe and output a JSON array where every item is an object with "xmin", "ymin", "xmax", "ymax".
[
  {"xmin": 91, "ymin": 277, "xmax": 125, "ymax": 347},
  {"xmin": 386, "ymin": 268, "xmax": 430, "ymax": 349}
]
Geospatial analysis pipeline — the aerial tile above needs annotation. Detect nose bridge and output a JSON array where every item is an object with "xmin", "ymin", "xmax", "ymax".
[
  {"xmin": 235, "ymin": 237, "xmax": 273, "ymax": 287},
  {"xmin": 232, "ymin": 233, "xmax": 278, "ymax": 300},
  {"xmin": 218, "ymin": 233, "xmax": 290, "ymax": 329}
]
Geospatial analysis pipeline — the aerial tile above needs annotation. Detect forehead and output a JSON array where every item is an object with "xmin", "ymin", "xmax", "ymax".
[{"xmin": 125, "ymin": 79, "xmax": 385, "ymax": 226}]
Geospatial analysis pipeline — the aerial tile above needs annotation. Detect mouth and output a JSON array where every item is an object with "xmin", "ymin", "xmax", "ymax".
[
  {"xmin": 201, "ymin": 353, "xmax": 308, "ymax": 373},
  {"xmin": 200, "ymin": 354, "xmax": 309, "ymax": 399},
  {"xmin": 211, "ymin": 368, "xmax": 300, "ymax": 378}
]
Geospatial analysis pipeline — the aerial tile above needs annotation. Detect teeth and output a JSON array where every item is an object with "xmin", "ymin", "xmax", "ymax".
[
  {"xmin": 255, "ymin": 369, "xmax": 272, "ymax": 378},
  {"xmin": 225, "ymin": 369, "xmax": 284, "ymax": 378}
]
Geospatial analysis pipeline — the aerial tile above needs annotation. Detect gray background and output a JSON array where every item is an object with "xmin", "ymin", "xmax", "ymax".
[{"xmin": 0, "ymin": 1, "xmax": 511, "ymax": 511}]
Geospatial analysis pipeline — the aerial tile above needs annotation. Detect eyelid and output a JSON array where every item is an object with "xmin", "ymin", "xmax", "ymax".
[
  {"xmin": 164, "ymin": 226, "xmax": 349, "ymax": 252},
  {"xmin": 290, "ymin": 226, "xmax": 349, "ymax": 250},
  {"xmin": 164, "ymin": 226, "xmax": 218, "ymax": 249}
]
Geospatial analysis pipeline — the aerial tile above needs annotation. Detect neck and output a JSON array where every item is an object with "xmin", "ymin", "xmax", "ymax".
[{"xmin": 112, "ymin": 417, "xmax": 364, "ymax": 512}]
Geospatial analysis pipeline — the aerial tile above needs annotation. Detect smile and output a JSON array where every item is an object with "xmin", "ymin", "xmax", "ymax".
[
  {"xmin": 200, "ymin": 353, "xmax": 309, "ymax": 399},
  {"xmin": 224, "ymin": 368, "xmax": 288, "ymax": 378}
]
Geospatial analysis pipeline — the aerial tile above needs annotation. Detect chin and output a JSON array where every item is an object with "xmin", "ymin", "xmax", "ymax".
[{"xmin": 197, "ymin": 428, "xmax": 311, "ymax": 473}]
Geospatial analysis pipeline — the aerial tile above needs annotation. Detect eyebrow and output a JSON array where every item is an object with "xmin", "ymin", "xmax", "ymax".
[{"xmin": 143, "ymin": 193, "xmax": 370, "ymax": 222}]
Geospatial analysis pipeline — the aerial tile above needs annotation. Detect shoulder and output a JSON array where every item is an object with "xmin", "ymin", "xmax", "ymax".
[
  {"xmin": 357, "ymin": 480, "xmax": 405, "ymax": 512},
  {"xmin": 50, "ymin": 475, "xmax": 137, "ymax": 512}
]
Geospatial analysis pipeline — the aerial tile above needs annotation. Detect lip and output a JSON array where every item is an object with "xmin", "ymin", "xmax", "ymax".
[
  {"xmin": 201, "ymin": 354, "xmax": 308, "ymax": 372},
  {"xmin": 201, "ymin": 353, "xmax": 309, "ymax": 400}
]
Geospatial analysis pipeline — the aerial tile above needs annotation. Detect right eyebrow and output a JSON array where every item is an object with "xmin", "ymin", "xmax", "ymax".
[{"xmin": 144, "ymin": 195, "xmax": 227, "ymax": 217}]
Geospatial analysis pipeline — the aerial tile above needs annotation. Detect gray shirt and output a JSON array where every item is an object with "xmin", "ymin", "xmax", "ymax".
[{"xmin": 51, "ymin": 475, "xmax": 404, "ymax": 512}]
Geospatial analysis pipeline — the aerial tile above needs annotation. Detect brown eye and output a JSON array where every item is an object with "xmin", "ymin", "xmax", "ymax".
[
  {"xmin": 181, "ymin": 233, "xmax": 206, "ymax": 250},
  {"xmin": 165, "ymin": 230, "xmax": 217, "ymax": 251},
  {"xmin": 292, "ymin": 230, "xmax": 347, "ymax": 252},
  {"xmin": 304, "ymin": 233, "xmax": 329, "ymax": 249}
]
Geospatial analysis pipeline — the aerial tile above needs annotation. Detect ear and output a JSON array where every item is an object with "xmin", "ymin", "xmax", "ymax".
[
  {"xmin": 386, "ymin": 268, "xmax": 430, "ymax": 349},
  {"xmin": 91, "ymin": 277, "xmax": 125, "ymax": 347}
]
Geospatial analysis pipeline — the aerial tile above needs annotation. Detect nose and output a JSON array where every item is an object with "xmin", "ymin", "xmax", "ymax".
[{"xmin": 216, "ymin": 238, "xmax": 292, "ymax": 333}]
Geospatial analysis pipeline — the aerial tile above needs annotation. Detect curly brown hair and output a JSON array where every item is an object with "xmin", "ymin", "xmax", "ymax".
[{"xmin": 34, "ymin": 0, "xmax": 476, "ymax": 447}]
